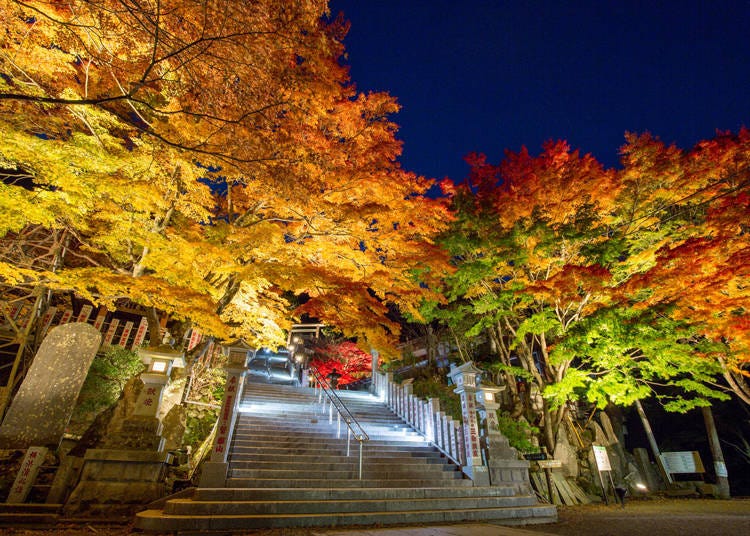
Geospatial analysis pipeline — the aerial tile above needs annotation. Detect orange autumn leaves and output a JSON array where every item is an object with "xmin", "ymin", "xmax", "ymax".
[{"xmin": 0, "ymin": 0, "xmax": 451, "ymax": 350}]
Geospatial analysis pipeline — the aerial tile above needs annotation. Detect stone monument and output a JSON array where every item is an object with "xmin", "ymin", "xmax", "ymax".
[
  {"xmin": 448, "ymin": 362, "xmax": 490, "ymax": 485},
  {"xmin": 0, "ymin": 323, "xmax": 101, "ymax": 449},
  {"xmin": 199, "ymin": 341, "xmax": 251, "ymax": 487}
]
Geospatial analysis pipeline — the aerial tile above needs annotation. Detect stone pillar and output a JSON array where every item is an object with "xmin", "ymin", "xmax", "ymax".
[
  {"xmin": 478, "ymin": 381, "xmax": 532, "ymax": 494},
  {"xmin": 199, "ymin": 344, "xmax": 250, "ymax": 487},
  {"xmin": 426, "ymin": 398, "xmax": 440, "ymax": 442},
  {"xmin": 448, "ymin": 362, "xmax": 489, "ymax": 485},
  {"xmin": 370, "ymin": 349, "xmax": 379, "ymax": 395}
]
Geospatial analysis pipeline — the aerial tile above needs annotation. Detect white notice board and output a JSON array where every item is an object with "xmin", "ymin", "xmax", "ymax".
[
  {"xmin": 660, "ymin": 451, "xmax": 705, "ymax": 474},
  {"xmin": 592, "ymin": 445, "xmax": 612, "ymax": 471}
]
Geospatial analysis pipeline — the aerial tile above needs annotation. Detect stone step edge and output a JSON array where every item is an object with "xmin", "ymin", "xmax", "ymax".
[
  {"xmin": 163, "ymin": 496, "xmax": 539, "ymax": 515},
  {"xmin": 135, "ymin": 504, "xmax": 557, "ymax": 531},
  {"xmin": 193, "ymin": 486, "xmax": 518, "ymax": 500}
]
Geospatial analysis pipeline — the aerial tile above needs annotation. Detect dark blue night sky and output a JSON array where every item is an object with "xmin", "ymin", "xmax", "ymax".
[{"xmin": 329, "ymin": 1, "xmax": 750, "ymax": 182}]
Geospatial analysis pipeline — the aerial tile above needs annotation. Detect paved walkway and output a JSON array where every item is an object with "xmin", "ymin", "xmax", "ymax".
[{"xmin": 318, "ymin": 524, "xmax": 556, "ymax": 536}]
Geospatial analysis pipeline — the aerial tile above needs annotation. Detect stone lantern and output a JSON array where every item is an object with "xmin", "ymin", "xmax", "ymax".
[
  {"xmin": 65, "ymin": 348, "xmax": 184, "ymax": 514},
  {"xmin": 448, "ymin": 361, "xmax": 489, "ymax": 485},
  {"xmin": 132, "ymin": 349, "xmax": 184, "ymax": 437}
]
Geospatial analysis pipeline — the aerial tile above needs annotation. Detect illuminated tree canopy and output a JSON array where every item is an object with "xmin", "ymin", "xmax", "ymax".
[
  {"xmin": 0, "ymin": 0, "xmax": 450, "ymax": 351},
  {"xmin": 425, "ymin": 130, "xmax": 749, "ymax": 449}
]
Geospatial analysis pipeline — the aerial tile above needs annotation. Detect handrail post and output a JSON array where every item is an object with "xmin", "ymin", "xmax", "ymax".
[
  {"xmin": 309, "ymin": 366, "xmax": 369, "ymax": 481},
  {"xmin": 359, "ymin": 439, "xmax": 364, "ymax": 480}
]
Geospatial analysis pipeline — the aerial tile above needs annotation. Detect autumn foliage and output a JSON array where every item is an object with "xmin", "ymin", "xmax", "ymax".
[
  {"xmin": 0, "ymin": 0, "xmax": 451, "ymax": 352},
  {"xmin": 309, "ymin": 341, "xmax": 373, "ymax": 387},
  {"xmin": 427, "ymin": 129, "xmax": 749, "ymax": 451}
]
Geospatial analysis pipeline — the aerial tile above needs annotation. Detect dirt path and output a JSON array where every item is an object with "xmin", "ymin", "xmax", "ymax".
[{"xmin": 522, "ymin": 498, "xmax": 750, "ymax": 536}]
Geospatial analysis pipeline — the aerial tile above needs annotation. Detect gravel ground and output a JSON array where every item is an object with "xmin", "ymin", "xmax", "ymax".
[{"xmin": 2, "ymin": 498, "xmax": 749, "ymax": 536}]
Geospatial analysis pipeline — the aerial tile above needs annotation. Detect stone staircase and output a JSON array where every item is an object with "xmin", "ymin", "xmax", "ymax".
[{"xmin": 135, "ymin": 381, "xmax": 555, "ymax": 533}]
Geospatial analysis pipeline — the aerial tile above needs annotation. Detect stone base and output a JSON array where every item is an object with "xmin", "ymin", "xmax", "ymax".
[
  {"xmin": 64, "ymin": 449, "xmax": 173, "ymax": 516},
  {"xmin": 488, "ymin": 458, "xmax": 533, "ymax": 494},
  {"xmin": 198, "ymin": 461, "xmax": 228, "ymax": 487},
  {"xmin": 101, "ymin": 416, "xmax": 165, "ymax": 451},
  {"xmin": 462, "ymin": 464, "xmax": 491, "ymax": 486}
]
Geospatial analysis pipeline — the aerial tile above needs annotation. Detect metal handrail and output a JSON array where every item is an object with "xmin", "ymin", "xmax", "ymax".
[{"xmin": 309, "ymin": 367, "xmax": 369, "ymax": 479}]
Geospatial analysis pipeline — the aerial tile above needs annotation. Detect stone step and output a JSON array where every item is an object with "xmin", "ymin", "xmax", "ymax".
[
  {"xmin": 192, "ymin": 486, "xmax": 516, "ymax": 501},
  {"xmin": 225, "ymin": 478, "xmax": 474, "ymax": 488},
  {"xmin": 228, "ymin": 445, "xmax": 443, "ymax": 458},
  {"xmin": 235, "ymin": 419, "xmax": 421, "ymax": 437},
  {"xmin": 228, "ymin": 468, "xmax": 463, "ymax": 480},
  {"xmin": 0, "ymin": 503, "xmax": 61, "ymax": 528},
  {"xmin": 163, "ymin": 494, "xmax": 538, "ymax": 515},
  {"xmin": 228, "ymin": 460, "xmax": 460, "ymax": 473},
  {"xmin": 230, "ymin": 437, "xmax": 430, "ymax": 448},
  {"xmin": 136, "ymin": 503, "xmax": 557, "ymax": 532},
  {"xmin": 227, "ymin": 453, "xmax": 447, "ymax": 464}
]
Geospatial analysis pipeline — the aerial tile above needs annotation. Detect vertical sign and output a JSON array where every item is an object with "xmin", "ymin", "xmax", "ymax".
[
  {"xmin": 212, "ymin": 375, "xmax": 239, "ymax": 461},
  {"xmin": 76, "ymin": 304, "xmax": 93, "ymax": 324},
  {"xmin": 92, "ymin": 310, "xmax": 107, "ymax": 332},
  {"xmin": 118, "ymin": 321, "xmax": 134, "ymax": 348},
  {"xmin": 592, "ymin": 444, "xmax": 614, "ymax": 505},
  {"xmin": 7, "ymin": 447, "xmax": 48, "ymax": 503},
  {"xmin": 187, "ymin": 328, "xmax": 202, "ymax": 351},
  {"xmin": 40, "ymin": 307, "xmax": 57, "ymax": 336},
  {"xmin": 58, "ymin": 309, "xmax": 73, "ymax": 325},
  {"xmin": 131, "ymin": 317, "xmax": 149, "ymax": 349},
  {"xmin": 103, "ymin": 318, "xmax": 120, "ymax": 346}
]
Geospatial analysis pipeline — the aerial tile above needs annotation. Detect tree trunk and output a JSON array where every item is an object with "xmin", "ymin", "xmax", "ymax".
[
  {"xmin": 634, "ymin": 399, "xmax": 672, "ymax": 485},
  {"xmin": 701, "ymin": 406, "xmax": 730, "ymax": 498}
]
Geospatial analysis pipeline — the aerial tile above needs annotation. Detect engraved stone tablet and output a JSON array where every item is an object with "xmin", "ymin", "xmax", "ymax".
[{"xmin": 0, "ymin": 323, "xmax": 101, "ymax": 448}]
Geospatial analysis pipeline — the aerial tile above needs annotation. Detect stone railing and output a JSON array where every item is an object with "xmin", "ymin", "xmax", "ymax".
[
  {"xmin": 373, "ymin": 363, "xmax": 533, "ymax": 493},
  {"xmin": 372, "ymin": 371, "xmax": 466, "ymax": 468}
]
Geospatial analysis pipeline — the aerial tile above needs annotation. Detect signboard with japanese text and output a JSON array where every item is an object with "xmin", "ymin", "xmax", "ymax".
[
  {"xmin": 460, "ymin": 390, "xmax": 481, "ymax": 461},
  {"xmin": 7, "ymin": 447, "xmax": 48, "ymax": 503},
  {"xmin": 131, "ymin": 317, "xmax": 149, "ymax": 349},
  {"xmin": 660, "ymin": 451, "xmax": 705, "ymax": 474},
  {"xmin": 58, "ymin": 309, "xmax": 73, "ymax": 325},
  {"xmin": 212, "ymin": 375, "xmax": 240, "ymax": 462},
  {"xmin": 92, "ymin": 310, "xmax": 107, "ymax": 331},
  {"xmin": 40, "ymin": 307, "xmax": 57, "ymax": 336},
  {"xmin": 103, "ymin": 318, "xmax": 120, "ymax": 346},
  {"xmin": 593, "ymin": 445, "xmax": 612, "ymax": 471},
  {"xmin": 117, "ymin": 321, "xmax": 134, "ymax": 347},
  {"xmin": 76, "ymin": 304, "xmax": 93, "ymax": 323},
  {"xmin": 187, "ymin": 328, "xmax": 202, "ymax": 351}
]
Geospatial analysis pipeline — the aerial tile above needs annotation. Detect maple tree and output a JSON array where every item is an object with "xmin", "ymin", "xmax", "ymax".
[
  {"xmin": 427, "ymin": 142, "xmax": 621, "ymax": 450},
  {"xmin": 308, "ymin": 340, "xmax": 373, "ymax": 387},
  {"xmin": 613, "ymin": 130, "xmax": 750, "ymax": 404},
  {"xmin": 427, "ymin": 131, "xmax": 749, "ymax": 452},
  {"xmin": 0, "ymin": 0, "xmax": 451, "ymax": 373}
]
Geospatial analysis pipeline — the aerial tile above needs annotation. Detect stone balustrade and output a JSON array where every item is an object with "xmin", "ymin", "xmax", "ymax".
[{"xmin": 372, "ymin": 371, "xmax": 466, "ymax": 468}]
